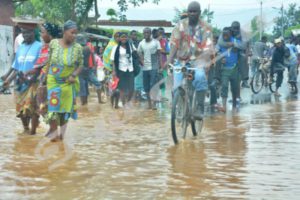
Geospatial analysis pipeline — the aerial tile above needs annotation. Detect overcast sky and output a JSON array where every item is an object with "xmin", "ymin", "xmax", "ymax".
[{"xmin": 93, "ymin": 0, "xmax": 298, "ymax": 32}]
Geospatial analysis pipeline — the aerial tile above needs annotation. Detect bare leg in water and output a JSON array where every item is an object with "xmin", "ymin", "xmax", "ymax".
[
  {"xmin": 146, "ymin": 93, "xmax": 152, "ymax": 109},
  {"xmin": 120, "ymin": 90, "xmax": 126, "ymax": 106},
  {"xmin": 21, "ymin": 116, "xmax": 30, "ymax": 132},
  {"xmin": 47, "ymin": 119, "xmax": 59, "ymax": 142},
  {"xmin": 59, "ymin": 114, "xmax": 68, "ymax": 140},
  {"xmin": 30, "ymin": 114, "xmax": 39, "ymax": 135}
]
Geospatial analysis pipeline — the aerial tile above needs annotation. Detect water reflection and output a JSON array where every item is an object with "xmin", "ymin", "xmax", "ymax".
[
  {"xmin": 165, "ymin": 142, "xmax": 211, "ymax": 198},
  {"xmin": 0, "ymin": 94, "xmax": 300, "ymax": 199}
]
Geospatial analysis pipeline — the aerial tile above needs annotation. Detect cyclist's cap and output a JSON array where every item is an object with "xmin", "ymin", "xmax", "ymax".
[{"xmin": 274, "ymin": 38, "xmax": 281, "ymax": 44}]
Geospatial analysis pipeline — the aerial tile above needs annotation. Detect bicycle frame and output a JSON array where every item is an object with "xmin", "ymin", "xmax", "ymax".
[
  {"xmin": 259, "ymin": 58, "xmax": 270, "ymax": 87},
  {"xmin": 170, "ymin": 63, "xmax": 205, "ymax": 144},
  {"xmin": 171, "ymin": 63, "xmax": 197, "ymax": 120}
]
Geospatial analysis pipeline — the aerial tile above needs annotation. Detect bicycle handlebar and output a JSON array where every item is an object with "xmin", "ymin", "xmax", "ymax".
[{"xmin": 168, "ymin": 63, "xmax": 199, "ymax": 72}]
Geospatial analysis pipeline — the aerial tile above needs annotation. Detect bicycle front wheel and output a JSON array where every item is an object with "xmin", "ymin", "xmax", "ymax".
[
  {"xmin": 290, "ymin": 82, "xmax": 298, "ymax": 94},
  {"xmin": 171, "ymin": 89, "xmax": 188, "ymax": 144},
  {"xmin": 269, "ymin": 73, "xmax": 278, "ymax": 93},
  {"xmin": 251, "ymin": 70, "xmax": 264, "ymax": 94}
]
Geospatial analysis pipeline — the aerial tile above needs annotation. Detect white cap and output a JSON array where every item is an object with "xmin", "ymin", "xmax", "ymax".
[{"xmin": 274, "ymin": 38, "xmax": 282, "ymax": 44}]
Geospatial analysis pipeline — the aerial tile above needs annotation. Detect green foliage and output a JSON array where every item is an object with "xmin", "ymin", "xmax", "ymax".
[
  {"xmin": 273, "ymin": 3, "xmax": 300, "ymax": 37},
  {"xmin": 14, "ymin": 0, "xmax": 91, "ymax": 25},
  {"xmin": 118, "ymin": 13, "xmax": 127, "ymax": 22},
  {"xmin": 172, "ymin": 7, "xmax": 220, "ymax": 37},
  {"xmin": 173, "ymin": 7, "xmax": 214, "ymax": 24},
  {"xmin": 212, "ymin": 27, "xmax": 221, "ymax": 37},
  {"xmin": 107, "ymin": 8, "xmax": 117, "ymax": 20},
  {"xmin": 172, "ymin": 7, "xmax": 187, "ymax": 24},
  {"xmin": 285, "ymin": 24, "xmax": 300, "ymax": 38},
  {"xmin": 14, "ymin": 0, "xmax": 161, "ymax": 28},
  {"xmin": 250, "ymin": 16, "xmax": 260, "ymax": 42},
  {"xmin": 201, "ymin": 8, "xmax": 214, "ymax": 24}
]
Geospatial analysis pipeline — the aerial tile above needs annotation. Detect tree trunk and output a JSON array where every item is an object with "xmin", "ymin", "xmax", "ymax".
[
  {"xmin": 71, "ymin": 0, "xmax": 77, "ymax": 21},
  {"xmin": 78, "ymin": 0, "xmax": 94, "ymax": 30},
  {"xmin": 0, "ymin": 0, "xmax": 14, "ymax": 26},
  {"xmin": 94, "ymin": 0, "xmax": 100, "ymax": 27}
]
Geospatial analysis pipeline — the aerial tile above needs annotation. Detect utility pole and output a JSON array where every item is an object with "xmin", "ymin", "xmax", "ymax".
[
  {"xmin": 260, "ymin": 0, "xmax": 263, "ymax": 40},
  {"xmin": 207, "ymin": 3, "xmax": 210, "ymax": 23},
  {"xmin": 272, "ymin": 3, "xmax": 284, "ymax": 37},
  {"xmin": 281, "ymin": 3, "xmax": 284, "ymax": 37},
  {"xmin": 207, "ymin": 0, "xmax": 212, "ymax": 23}
]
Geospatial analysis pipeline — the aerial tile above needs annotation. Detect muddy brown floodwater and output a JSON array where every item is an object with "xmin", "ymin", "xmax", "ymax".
[{"xmin": 0, "ymin": 89, "xmax": 300, "ymax": 199}]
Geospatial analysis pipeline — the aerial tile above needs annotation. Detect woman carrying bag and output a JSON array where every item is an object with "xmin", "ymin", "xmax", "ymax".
[{"xmin": 110, "ymin": 32, "xmax": 139, "ymax": 108}]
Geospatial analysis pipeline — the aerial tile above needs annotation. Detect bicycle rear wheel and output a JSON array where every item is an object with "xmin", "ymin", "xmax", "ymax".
[
  {"xmin": 269, "ymin": 73, "xmax": 278, "ymax": 93},
  {"xmin": 251, "ymin": 70, "xmax": 264, "ymax": 94},
  {"xmin": 171, "ymin": 89, "xmax": 188, "ymax": 144},
  {"xmin": 191, "ymin": 91, "xmax": 203, "ymax": 136},
  {"xmin": 290, "ymin": 82, "xmax": 298, "ymax": 94}
]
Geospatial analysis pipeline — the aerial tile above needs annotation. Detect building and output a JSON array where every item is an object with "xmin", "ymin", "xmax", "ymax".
[
  {"xmin": 96, "ymin": 20, "xmax": 174, "ymax": 34},
  {"xmin": 0, "ymin": 0, "xmax": 14, "ymax": 76}
]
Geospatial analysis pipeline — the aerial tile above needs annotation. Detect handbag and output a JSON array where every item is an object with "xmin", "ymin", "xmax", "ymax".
[
  {"xmin": 130, "ymin": 43, "xmax": 141, "ymax": 77},
  {"xmin": 36, "ymin": 85, "xmax": 47, "ymax": 115},
  {"xmin": 97, "ymin": 68, "xmax": 105, "ymax": 81}
]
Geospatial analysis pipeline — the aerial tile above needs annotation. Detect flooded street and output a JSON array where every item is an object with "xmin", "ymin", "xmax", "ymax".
[{"xmin": 1, "ymin": 88, "xmax": 300, "ymax": 199}]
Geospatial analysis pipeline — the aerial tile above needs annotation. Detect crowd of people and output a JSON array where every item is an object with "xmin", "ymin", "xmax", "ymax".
[{"xmin": 1, "ymin": 1, "xmax": 300, "ymax": 141}]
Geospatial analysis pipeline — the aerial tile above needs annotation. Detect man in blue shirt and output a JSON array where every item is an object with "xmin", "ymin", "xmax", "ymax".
[
  {"xmin": 284, "ymin": 46, "xmax": 298, "ymax": 85},
  {"xmin": 217, "ymin": 27, "xmax": 240, "ymax": 112}
]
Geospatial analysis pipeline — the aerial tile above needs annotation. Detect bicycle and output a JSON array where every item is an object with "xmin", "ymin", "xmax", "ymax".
[
  {"xmin": 250, "ymin": 57, "xmax": 278, "ymax": 94},
  {"xmin": 170, "ymin": 63, "xmax": 204, "ymax": 144}
]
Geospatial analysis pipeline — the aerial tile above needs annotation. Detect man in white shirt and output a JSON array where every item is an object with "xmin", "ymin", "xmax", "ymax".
[{"xmin": 138, "ymin": 27, "xmax": 162, "ymax": 109}]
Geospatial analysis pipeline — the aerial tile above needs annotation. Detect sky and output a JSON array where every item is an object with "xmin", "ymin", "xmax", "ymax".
[{"xmin": 92, "ymin": 0, "xmax": 298, "ymax": 33}]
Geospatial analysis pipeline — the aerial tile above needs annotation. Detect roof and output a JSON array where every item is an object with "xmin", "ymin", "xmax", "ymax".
[
  {"xmin": 96, "ymin": 20, "xmax": 175, "ymax": 34},
  {"xmin": 97, "ymin": 20, "xmax": 174, "ymax": 27},
  {"xmin": 83, "ymin": 32, "xmax": 110, "ymax": 41},
  {"xmin": 11, "ymin": 17, "xmax": 44, "ymax": 25}
]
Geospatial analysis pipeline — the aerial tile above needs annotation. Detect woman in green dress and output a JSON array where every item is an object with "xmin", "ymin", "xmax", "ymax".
[{"xmin": 46, "ymin": 20, "xmax": 83, "ymax": 141}]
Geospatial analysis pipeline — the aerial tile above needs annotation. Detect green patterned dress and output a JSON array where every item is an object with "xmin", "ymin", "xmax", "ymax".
[{"xmin": 46, "ymin": 39, "xmax": 83, "ymax": 123}]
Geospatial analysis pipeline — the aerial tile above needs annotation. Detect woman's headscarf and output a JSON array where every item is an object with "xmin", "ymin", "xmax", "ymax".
[
  {"xmin": 103, "ymin": 30, "xmax": 121, "ymax": 71},
  {"xmin": 63, "ymin": 20, "xmax": 77, "ymax": 32}
]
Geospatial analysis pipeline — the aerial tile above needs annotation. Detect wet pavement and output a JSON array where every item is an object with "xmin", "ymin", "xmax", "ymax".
[{"xmin": 0, "ymin": 83, "xmax": 300, "ymax": 199}]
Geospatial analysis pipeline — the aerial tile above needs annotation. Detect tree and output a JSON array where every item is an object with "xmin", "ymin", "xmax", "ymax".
[
  {"xmin": 172, "ymin": 7, "xmax": 187, "ymax": 24},
  {"xmin": 273, "ymin": 3, "xmax": 300, "ymax": 38},
  {"xmin": 173, "ymin": 8, "xmax": 214, "ymax": 24},
  {"xmin": 201, "ymin": 8, "xmax": 214, "ymax": 24},
  {"xmin": 250, "ymin": 16, "xmax": 260, "ymax": 42},
  {"xmin": 118, "ymin": 13, "xmax": 127, "ymax": 22},
  {"xmin": 14, "ymin": 0, "xmax": 94, "ymax": 26},
  {"xmin": 14, "ymin": 0, "xmax": 161, "ymax": 28},
  {"xmin": 106, "ymin": 8, "xmax": 117, "ymax": 21},
  {"xmin": 172, "ymin": 7, "xmax": 221, "ymax": 36},
  {"xmin": 285, "ymin": 24, "xmax": 300, "ymax": 38}
]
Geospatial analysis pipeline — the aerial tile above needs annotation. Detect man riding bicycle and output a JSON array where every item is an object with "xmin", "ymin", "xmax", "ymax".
[{"xmin": 166, "ymin": 1, "xmax": 214, "ymax": 119}]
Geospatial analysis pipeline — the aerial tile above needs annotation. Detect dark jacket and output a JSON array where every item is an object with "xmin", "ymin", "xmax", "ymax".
[{"xmin": 271, "ymin": 46, "xmax": 285, "ymax": 74}]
